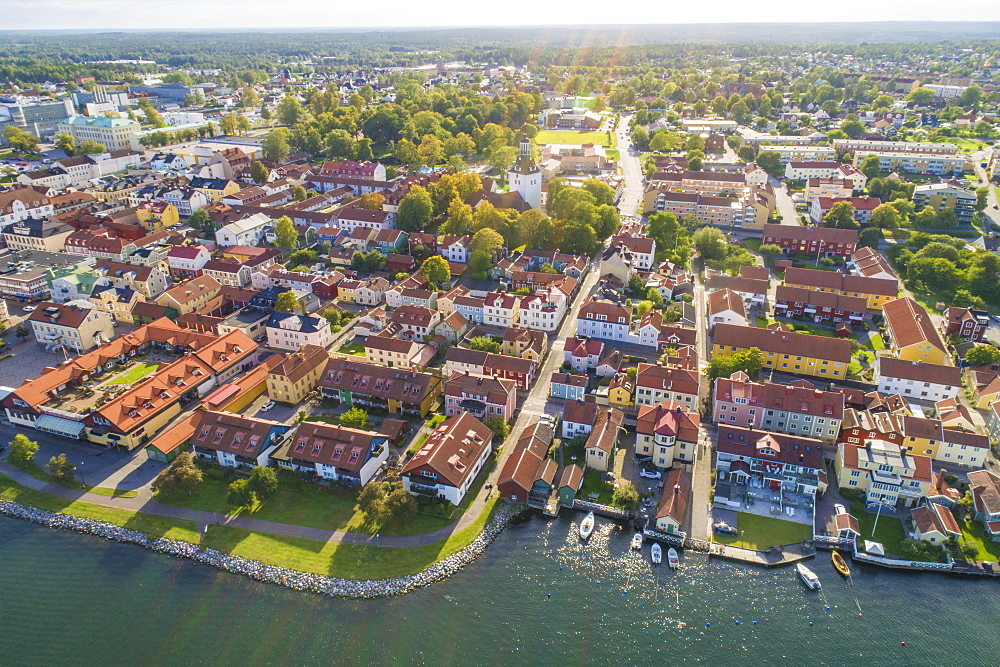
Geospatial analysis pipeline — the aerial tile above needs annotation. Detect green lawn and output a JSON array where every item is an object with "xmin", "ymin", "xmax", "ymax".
[
  {"xmin": 755, "ymin": 316, "xmax": 776, "ymax": 328},
  {"xmin": 606, "ymin": 149, "xmax": 621, "ymax": 162},
  {"xmin": 742, "ymin": 238, "xmax": 762, "ymax": 253},
  {"xmin": 866, "ymin": 332, "xmax": 886, "ymax": 351},
  {"xmin": 105, "ymin": 363, "xmax": 160, "ymax": 385},
  {"xmin": 849, "ymin": 501, "xmax": 908, "ymax": 557},
  {"xmin": 712, "ymin": 512, "xmax": 812, "ymax": 550},
  {"xmin": 153, "ymin": 469, "xmax": 451, "ymax": 538},
  {"xmin": 775, "ymin": 319, "xmax": 837, "ymax": 337},
  {"xmin": 957, "ymin": 515, "xmax": 1000, "ymax": 561},
  {"xmin": 200, "ymin": 498, "xmax": 499, "ymax": 580},
  {"xmin": 338, "ymin": 343, "xmax": 366, "ymax": 356},
  {"xmin": 13, "ymin": 461, "xmax": 137, "ymax": 498},
  {"xmin": 0, "ymin": 473, "xmax": 199, "ymax": 542},
  {"xmin": 578, "ymin": 468, "xmax": 614, "ymax": 505},
  {"xmin": 534, "ymin": 130, "xmax": 613, "ymax": 147}
]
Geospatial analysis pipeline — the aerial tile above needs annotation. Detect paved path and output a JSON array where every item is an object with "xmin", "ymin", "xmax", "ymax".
[{"xmin": 0, "ymin": 461, "xmax": 459, "ymax": 548}]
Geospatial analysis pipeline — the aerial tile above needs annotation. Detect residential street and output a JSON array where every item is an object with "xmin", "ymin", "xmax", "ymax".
[{"xmin": 768, "ymin": 175, "xmax": 803, "ymax": 226}]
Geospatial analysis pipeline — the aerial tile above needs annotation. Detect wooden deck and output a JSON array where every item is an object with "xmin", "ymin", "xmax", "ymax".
[{"xmin": 708, "ymin": 541, "xmax": 816, "ymax": 568}]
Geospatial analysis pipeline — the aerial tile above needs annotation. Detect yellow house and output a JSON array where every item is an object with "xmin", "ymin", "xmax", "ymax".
[
  {"xmin": 364, "ymin": 336, "xmax": 424, "ymax": 369},
  {"xmin": 501, "ymin": 327, "xmax": 544, "ymax": 363},
  {"xmin": 190, "ymin": 177, "xmax": 240, "ymax": 203},
  {"xmin": 90, "ymin": 285, "xmax": 143, "ymax": 323},
  {"xmin": 712, "ymin": 324, "xmax": 852, "ymax": 380},
  {"xmin": 156, "ymin": 274, "xmax": 222, "ymax": 316},
  {"xmin": 783, "ymin": 267, "xmax": 898, "ymax": 311},
  {"xmin": 834, "ymin": 438, "xmax": 931, "ymax": 508},
  {"xmin": 967, "ymin": 368, "xmax": 1000, "ymax": 409},
  {"xmin": 900, "ymin": 416, "xmax": 989, "ymax": 468},
  {"xmin": 266, "ymin": 344, "xmax": 329, "ymax": 405},
  {"xmin": 584, "ymin": 409, "xmax": 623, "ymax": 472},
  {"xmin": 882, "ymin": 297, "xmax": 948, "ymax": 364},
  {"xmin": 608, "ymin": 372, "xmax": 634, "ymax": 407},
  {"xmin": 337, "ymin": 279, "xmax": 361, "ymax": 304},
  {"xmin": 318, "ymin": 358, "xmax": 442, "ymax": 418},
  {"xmin": 134, "ymin": 201, "xmax": 180, "ymax": 230}
]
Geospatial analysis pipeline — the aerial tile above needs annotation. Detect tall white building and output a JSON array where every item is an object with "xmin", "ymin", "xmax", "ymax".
[{"xmin": 508, "ymin": 131, "xmax": 541, "ymax": 210}]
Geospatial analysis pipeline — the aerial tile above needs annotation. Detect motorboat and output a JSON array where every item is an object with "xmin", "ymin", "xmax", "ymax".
[
  {"xmin": 651, "ymin": 543, "xmax": 662, "ymax": 564},
  {"xmin": 796, "ymin": 563, "xmax": 821, "ymax": 590},
  {"xmin": 831, "ymin": 550, "xmax": 851, "ymax": 577},
  {"xmin": 631, "ymin": 533, "xmax": 643, "ymax": 550},
  {"xmin": 579, "ymin": 512, "xmax": 595, "ymax": 540},
  {"xmin": 667, "ymin": 547, "xmax": 680, "ymax": 569}
]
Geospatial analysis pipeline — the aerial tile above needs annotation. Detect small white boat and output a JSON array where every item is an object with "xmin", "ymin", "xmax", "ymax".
[
  {"xmin": 631, "ymin": 533, "xmax": 643, "ymax": 550},
  {"xmin": 579, "ymin": 511, "xmax": 595, "ymax": 540},
  {"xmin": 651, "ymin": 543, "xmax": 662, "ymax": 564},
  {"xmin": 796, "ymin": 563, "xmax": 821, "ymax": 590},
  {"xmin": 667, "ymin": 547, "xmax": 680, "ymax": 569}
]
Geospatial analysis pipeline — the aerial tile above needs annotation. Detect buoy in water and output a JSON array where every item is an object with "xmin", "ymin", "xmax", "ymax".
[
  {"xmin": 547, "ymin": 594, "xmax": 551, "ymax": 598},
  {"xmin": 901, "ymin": 642, "xmax": 906, "ymax": 646},
  {"xmin": 752, "ymin": 621, "xmax": 758, "ymax": 625},
  {"xmin": 858, "ymin": 613, "xmax": 864, "ymax": 617},
  {"xmin": 735, "ymin": 621, "xmax": 740, "ymax": 625},
  {"xmin": 706, "ymin": 622, "xmax": 711, "ymax": 627},
  {"xmin": 809, "ymin": 622, "xmax": 814, "ymax": 626},
  {"xmin": 826, "ymin": 606, "xmax": 831, "ymax": 610}
]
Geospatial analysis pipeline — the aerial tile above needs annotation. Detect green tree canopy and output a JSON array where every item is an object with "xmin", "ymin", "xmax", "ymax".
[{"xmin": 420, "ymin": 255, "xmax": 451, "ymax": 289}]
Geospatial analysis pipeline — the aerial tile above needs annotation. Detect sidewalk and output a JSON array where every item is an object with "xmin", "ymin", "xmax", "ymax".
[{"xmin": 0, "ymin": 461, "xmax": 460, "ymax": 548}]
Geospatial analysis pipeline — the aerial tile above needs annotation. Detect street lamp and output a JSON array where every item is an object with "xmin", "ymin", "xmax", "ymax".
[{"xmin": 78, "ymin": 461, "xmax": 85, "ymax": 487}]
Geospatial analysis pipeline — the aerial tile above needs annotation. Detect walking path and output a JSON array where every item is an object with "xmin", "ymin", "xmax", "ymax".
[{"xmin": 0, "ymin": 461, "xmax": 458, "ymax": 547}]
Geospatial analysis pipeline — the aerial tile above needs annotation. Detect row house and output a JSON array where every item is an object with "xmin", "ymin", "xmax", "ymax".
[
  {"xmin": 713, "ymin": 324, "xmax": 853, "ymax": 380},
  {"xmin": 773, "ymin": 284, "xmax": 869, "ymax": 324},
  {"xmin": 809, "ymin": 196, "xmax": 882, "ymax": 225},
  {"xmin": 756, "ymin": 145, "xmax": 836, "ymax": 165},
  {"xmin": 647, "ymin": 169, "xmax": 747, "ymax": 197},
  {"xmin": 389, "ymin": 305, "xmax": 440, "ymax": 342},
  {"xmin": 782, "ymin": 266, "xmax": 898, "ymax": 311},
  {"xmin": 550, "ymin": 372, "xmax": 587, "ymax": 402},
  {"xmin": 849, "ymin": 247, "xmax": 897, "ymax": 281},
  {"xmin": 851, "ymin": 150, "xmax": 967, "ymax": 177},
  {"xmin": 833, "ymin": 138, "xmax": 958, "ymax": 156},
  {"xmin": 266, "ymin": 344, "xmax": 330, "ymax": 404},
  {"xmin": 444, "ymin": 371, "xmax": 517, "ymax": 422},
  {"xmin": 783, "ymin": 161, "xmax": 867, "ymax": 190},
  {"xmin": 484, "ymin": 292, "xmax": 519, "ymax": 328},
  {"xmin": 882, "ymin": 297, "xmax": 948, "ymax": 365},
  {"xmin": 705, "ymin": 273, "xmax": 769, "ymax": 309},
  {"xmin": 279, "ymin": 422, "xmax": 388, "ymax": 487},
  {"xmin": 201, "ymin": 260, "xmax": 251, "ymax": 288},
  {"xmin": 875, "ymin": 358, "xmax": 962, "ymax": 402},
  {"xmin": 443, "ymin": 347, "xmax": 537, "ymax": 390},
  {"xmin": 712, "ymin": 371, "xmax": 845, "ymax": 441},
  {"xmin": 336, "ymin": 206, "xmax": 396, "ymax": 233},
  {"xmin": 92, "ymin": 261, "xmax": 168, "ymax": 300},
  {"xmin": 714, "ymin": 425, "xmax": 826, "ymax": 498},
  {"xmin": 517, "ymin": 291, "xmax": 567, "ymax": 332},
  {"xmin": 317, "ymin": 357, "xmax": 442, "ymax": 418},
  {"xmin": 576, "ymin": 297, "xmax": 632, "ymax": 343},
  {"xmin": 634, "ymin": 363, "xmax": 700, "ymax": 411},
  {"xmin": 364, "ymin": 335, "xmax": 436, "ymax": 370},
  {"xmin": 760, "ymin": 223, "xmax": 857, "ymax": 260},
  {"xmin": 190, "ymin": 410, "xmax": 290, "ymax": 469},
  {"xmin": 337, "ymin": 277, "xmax": 388, "ymax": 306}
]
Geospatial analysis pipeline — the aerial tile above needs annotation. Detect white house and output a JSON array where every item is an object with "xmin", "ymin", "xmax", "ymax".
[
  {"xmin": 266, "ymin": 312, "xmax": 334, "ymax": 351},
  {"xmin": 875, "ymin": 358, "xmax": 961, "ymax": 402},
  {"xmin": 576, "ymin": 298, "xmax": 631, "ymax": 343},
  {"xmin": 215, "ymin": 212, "xmax": 271, "ymax": 247}
]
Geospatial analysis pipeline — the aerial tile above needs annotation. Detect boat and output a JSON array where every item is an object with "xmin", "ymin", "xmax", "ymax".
[
  {"xmin": 651, "ymin": 543, "xmax": 662, "ymax": 564},
  {"xmin": 667, "ymin": 547, "xmax": 680, "ymax": 569},
  {"xmin": 579, "ymin": 512, "xmax": 595, "ymax": 540},
  {"xmin": 796, "ymin": 563, "xmax": 821, "ymax": 590},
  {"xmin": 631, "ymin": 533, "xmax": 643, "ymax": 550},
  {"xmin": 831, "ymin": 550, "xmax": 851, "ymax": 577}
]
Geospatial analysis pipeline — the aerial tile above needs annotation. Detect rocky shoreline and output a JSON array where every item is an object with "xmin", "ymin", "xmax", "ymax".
[{"xmin": 0, "ymin": 499, "xmax": 523, "ymax": 598}]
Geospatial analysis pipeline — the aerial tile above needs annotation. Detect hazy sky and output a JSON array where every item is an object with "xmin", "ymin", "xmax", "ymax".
[{"xmin": 6, "ymin": 0, "xmax": 1000, "ymax": 31}]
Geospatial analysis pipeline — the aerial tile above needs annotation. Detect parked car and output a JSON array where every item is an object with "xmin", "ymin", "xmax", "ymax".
[
  {"xmin": 639, "ymin": 468, "xmax": 662, "ymax": 480},
  {"xmin": 22, "ymin": 305, "xmax": 35, "ymax": 312},
  {"xmin": 260, "ymin": 401, "xmax": 276, "ymax": 412},
  {"xmin": 713, "ymin": 521, "xmax": 738, "ymax": 536},
  {"xmin": 834, "ymin": 503, "xmax": 847, "ymax": 515}
]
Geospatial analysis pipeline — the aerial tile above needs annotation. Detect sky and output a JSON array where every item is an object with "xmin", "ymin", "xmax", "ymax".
[{"xmin": 5, "ymin": 0, "xmax": 1000, "ymax": 31}]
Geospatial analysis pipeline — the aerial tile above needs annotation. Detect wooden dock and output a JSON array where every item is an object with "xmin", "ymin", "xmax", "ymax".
[{"xmin": 709, "ymin": 542, "xmax": 816, "ymax": 568}]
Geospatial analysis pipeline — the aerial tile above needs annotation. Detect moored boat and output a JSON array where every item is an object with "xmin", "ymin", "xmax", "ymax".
[
  {"xmin": 832, "ymin": 550, "xmax": 851, "ymax": 577},
  {"xmin": 579, "ymin": 511, "xmax": 595, "ymax": 540},
  {"xmin": 631, "ymin": 533, "xmax": 643, "ymax": 550},
  {"xmin": 667, "ymin": 547, "xmax": 680, "ymax": 569},
  {"xmin": 796, "ymin": 563, "xmax": 821, "ymax": 590},
  {"xmin": 651, "ymin": 543, "xmax": 662, "ymax": 564}
]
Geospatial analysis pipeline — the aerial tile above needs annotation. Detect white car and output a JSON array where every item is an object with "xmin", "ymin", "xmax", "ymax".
[
  {"xmin": 260, "ymin": 401, "xmax": 276, "ymax": 412},
  {"xmin": 639, "ymin": 468, "xmax": 662, "ymax": 480},
  {"xmin": 22, "ymin": 305, "xmax": 35, "ymax": 313},
  {"xmin": 834, "ymin": 503, "xmax": 847, "ymax": 515}
]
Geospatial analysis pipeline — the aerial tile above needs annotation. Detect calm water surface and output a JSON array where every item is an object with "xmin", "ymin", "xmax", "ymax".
[{"xmin": 0, "ymin": 513, "xmax": 997, "ymax": 665}]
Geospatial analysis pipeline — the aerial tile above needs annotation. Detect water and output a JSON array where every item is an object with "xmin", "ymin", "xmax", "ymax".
[{"xmin": 1, "ymin": 513, "xmax": 997, "ymax": 665}]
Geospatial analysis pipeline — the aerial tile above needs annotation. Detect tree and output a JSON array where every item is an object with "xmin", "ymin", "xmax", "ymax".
[
  {"xmin": 858, "ymin": 226, "xmax": 884, "ymax": 250},
  {"xmin": 737, "ymin": 146, "xmax": 756, "ymax": 163},
  {"xmin": 906, "ymin": 87, "xmax": 936, "ymax": 105},
  {"xmin": 581, "ymin": 178, "xmax": 615, "ymax": 206},
  {"xmin": 646, "ymin": 288, "xmax": 663, "ymax": 305},
  {"xmin": 612, "ymin": 480, "xmax": 640, "ymax": 511},
  {"xmin": 470, "ymin": 336, "xmax": 501, "ymax": 354},
  {"xmin": 350, "ymin": 249, "xmax": 387, "ymax": 273},
  {"xmin": 261, "ymin": 128, "xmax": 291, "ymax": 162},
  {"xmin": 443, "ymin": 197, "xmax": 474, "ymax": 235},
  {"xmin": 77, "ymin": 140, "xmax": 106, "ymax": 155},
  {"xmin": 976, "ymin": 187, "xmax": 990, "ymax": 213},
  {"xmin": 647, "ymin": 211, "xmax": 680, "ymax": 248},
  {"xmin": 227, "ymin": 478, "xmax": 257, "ymax": 509},
  {"xmin": 396, "ymin": 186, "xmax": 433, "ymax": 232},
  {"xmin": 54, "ymin": 132, "xmax": 75, "ymax": 156},
  {"xmin": 467, "ymin": 250, "xmax": 493, "ymax": 280},
  {"xmin": 420, "ymin": 255, "xmax": 450, "ymax": 289},
  {"xmin": 274, "ymin": 290, "xmax": 300, "ymax": 314},
  {"xmin": 250, "ymin": 160, "xmax": 269, "ymax": 185},
  {"xmin": 362, "ymin": 104, "xmax": 410, "ymax": 144},
  {"xmin": 756, "ymin": 151, "xmax": 782, "ymax": 175},
  {"xmin": 3, "ymin": 126, "xmax": 38, "ymax": 153},
  {"xmin": 686, "ymin": 151, "xmax": 704, "ymax": 171},
  {"xmin": 759, "ymin": 243, "xmax": 783, "ymax": 258},
  {"xmin": 821, "ymin": 202, "xmax": 859, "ymax": 229},
  {"xmin": 150, "ymin": 451, "xmax": 203, "ymax": 496},
  {"xmin": 966, "ymin": 345, "xmax": 1000, "ymax": 367},
  {"xmin": 340, "ymin": 407, "xmax": 370, "ymax": 429},
  {"xmin": 273, "ymin": 215, "xmax": 298, "ymax": 250},
  {"xmin": 706, "ymin": 347, "xmax": 765, "ymax": 381},
  {"xmin": 484, "ymin": 417, "xmax": 511, "ymax": 441},
  {"xmin": 858, "ymin": 154, "xmax": 882, "ymax": 179},
  {"xmin": 692, "ymin": 227, "xmax": 727, "ymax": 260},
  {"xmin": 356, "ymin": 192, "xmax": 385, "ymax": 211},
  {"xmin": 385, "ymin": 485, "xmax": 417, "ymax": 522},
  {"xmin": 841, "ymin": 119, "xmax": 865, "ymax": 138},
  {"xmin": 913, "ymin": 206, "xmax": 938, "ymax": 228},
  {"xmin": 7, "ymin": 433, "xmax": 38, "ymax": 466},
  {"xmin": 470, "ymin": 228, "xmax": 505, "ymax": 257},
  {"xmin": 560, "ymin": 220, "xmax": 599, "ymax": 256},
  {"xmin": 240, "ymin": 86, "xmax": 260, "ymax": 107},
  {"xmin": 187, "ymin": 208, "xmax": 210, "ymax": 232},
  {"xmin": 276, "ymin": 96, "xmax": 305, "ymax": 126},
  {"xmin": 870, "ymin": 203, "xmax": 903, "ymax": 230},
  {"xmin": 358, "ymin": 483, "xmax": 391, "ymax": 525},
  {"xmin": 15, "ymin": 324, "xmax": 29, "ymax": 342},
  {"xmin": 47, "ymin": 453, "xmax": 76, "ymax": 484},
  {"xmin": 292, "ymin": 185, "xmax": 308, "ymax": 202},
  {"xmin": 247, "ymin": 466, "xmax": 278, "ymax": 501}
]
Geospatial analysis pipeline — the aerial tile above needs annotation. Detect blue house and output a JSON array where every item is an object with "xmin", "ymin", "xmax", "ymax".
[{"xmin": 550, "ymin": 372, "xmax": 587, "ymax": 402}]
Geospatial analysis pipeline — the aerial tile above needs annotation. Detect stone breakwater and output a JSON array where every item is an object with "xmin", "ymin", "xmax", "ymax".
[{"xmin": 0, "ymin": 499, "xmax": 523, "ymax": 598}]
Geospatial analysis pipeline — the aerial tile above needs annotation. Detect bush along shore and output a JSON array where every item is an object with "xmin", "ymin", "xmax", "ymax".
[{"xmin": 0, "ymin": 499, "xmax": 523, "ymax": 598}]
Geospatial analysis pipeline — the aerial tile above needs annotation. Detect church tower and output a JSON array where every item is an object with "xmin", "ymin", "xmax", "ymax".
[{"xmin": 508, "ymin": 130, "xmax": 541, "ymax": 210}]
